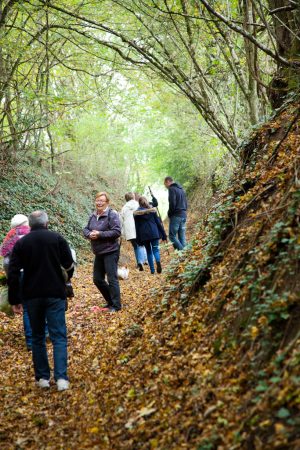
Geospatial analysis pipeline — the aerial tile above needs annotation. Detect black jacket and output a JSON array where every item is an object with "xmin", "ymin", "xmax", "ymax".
[
  {"xmin": 8, "ymin": 227, "xmax": 73, "ymax": 304},
  {"xmin": 134, "ymin": 208, "xmax": 167, "ymax": 244},
  {"xmin": 168, "ymin": 182, "xmax": 188, "ymax": 218},
  {"xmin": 150, "ymin": 196, "xmax": 158, "ymax": 208}
]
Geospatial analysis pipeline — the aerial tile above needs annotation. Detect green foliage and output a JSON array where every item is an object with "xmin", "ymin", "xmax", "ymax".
[
  {"xmin": 197, "ymin": 433, "xmax": 220, "ymax": 450},
  {"xmin": 0, "ymin": 163, "xmax": 105, "ymax": 249},
  {"xmin": 52, "ymin": 78, "xmax": 227, "ymax": 195}
]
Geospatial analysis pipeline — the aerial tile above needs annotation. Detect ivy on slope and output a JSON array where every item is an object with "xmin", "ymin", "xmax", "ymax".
[
  {"xmin": 76, "ymin": 100, "xmax": 300, "ymax": 449},
  {"xmin": 0, "ymin": 106, "xmax": 299, "ymax": 449},
  {"xmin": 149, "ymin": 101, "xmax": 300, "ymax": 448},
  {"xmin": 0, "ymin": 163, "xmax": 104, "ymax": 248}
]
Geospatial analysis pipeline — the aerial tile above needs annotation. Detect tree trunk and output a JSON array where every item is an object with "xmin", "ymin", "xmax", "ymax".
[
  {"xmin": 243, "ymin": 0, "xmax": 260, "ymax": 124},
  {"xmin": 268, "ymin": 0, "xmax": 300, "ymax": 107}
]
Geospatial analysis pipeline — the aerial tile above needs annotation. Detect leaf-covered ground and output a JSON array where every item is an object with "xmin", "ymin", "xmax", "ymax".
[
  {"xmin": 0, "ymin": 243, "xmax": 180, "ymax": 450},
  {"xmin": 1, "ymin": 101, "xmax": 300, "ymax": 450}
]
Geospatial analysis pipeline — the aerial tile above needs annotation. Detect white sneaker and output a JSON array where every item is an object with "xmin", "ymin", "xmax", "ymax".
[
  {"xmin": 57, "ymin": 379, "xmax": 69, "ymax": 391},
  {"xmin": 36, "ymin": 379, "xmax": 50, "ymax": 388}
]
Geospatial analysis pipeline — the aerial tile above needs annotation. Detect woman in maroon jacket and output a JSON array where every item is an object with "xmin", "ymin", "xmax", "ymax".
[
  {"xmin": 134, "ymin": 196, "xmax": 167, "ymax": 274},
  {"xmin": 83, "ymin": 192, "xmax": 122, "ymax": 312}
]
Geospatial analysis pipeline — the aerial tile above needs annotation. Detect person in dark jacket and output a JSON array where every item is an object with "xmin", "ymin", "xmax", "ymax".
[
  {"xmin": 8, "ymin": 210, "xmax": 74, "ymax": 391},
  {"xmin": 1, "ymin": 214, "xmax": 32, "ymax": 350},
  {"xmin": 83, "ymin": 191, "xmax": 121, "ymax": 312},
  {"xmin": 164, "ymin": 176, "xmax": 188, "ymax": 250},
  {"xmin": 134, "ymin": 196, "xmax": 167, "ymax": 274}
]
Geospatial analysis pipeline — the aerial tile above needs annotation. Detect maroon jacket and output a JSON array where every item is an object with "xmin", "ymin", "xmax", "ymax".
[{"xmin": 83, "ymin": 208, "xmax": 121, "ymax": 255}]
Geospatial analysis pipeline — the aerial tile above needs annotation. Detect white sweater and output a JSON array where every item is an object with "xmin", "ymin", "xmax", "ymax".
[{"xmin": 120, "ymin": 199, "xmax": 139, "ymax": 240}]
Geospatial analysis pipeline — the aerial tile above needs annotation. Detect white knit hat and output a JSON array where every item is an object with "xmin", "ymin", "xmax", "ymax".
[{"xmin": 10, "ymin": 214, "xmax": 29, "ymax": 228}]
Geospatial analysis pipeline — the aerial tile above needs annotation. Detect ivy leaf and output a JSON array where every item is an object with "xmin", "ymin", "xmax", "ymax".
[{"xmin": 276, "ymin": 408, "xmax": 290, "ymax": 419}]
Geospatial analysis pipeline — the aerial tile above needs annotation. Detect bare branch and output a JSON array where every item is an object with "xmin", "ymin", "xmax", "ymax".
[
  {"xmin": 196, "ymin": 0, "xmax": 300, "ymax": 68},
  {"xmin": 269, "ymin": 5, "xmax": 297, "ymax": 15},
  {"xmin": 0, "ymin": 0, "xmax": 18, "ymax": 28}
]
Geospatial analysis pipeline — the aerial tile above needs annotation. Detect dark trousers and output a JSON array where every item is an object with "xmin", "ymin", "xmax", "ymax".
[{"xmin": 93, "ymin": 251, "xmax": 121, "ymax": 310}]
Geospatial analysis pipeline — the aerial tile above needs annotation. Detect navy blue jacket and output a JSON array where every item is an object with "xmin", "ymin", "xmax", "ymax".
[
  {"xmin": 168, "ymin": 182, "xmax": 188, "ymax": 218},
  {"xmin": 134, "ymin": 208, "xmax": 167, "ymax": 245}
]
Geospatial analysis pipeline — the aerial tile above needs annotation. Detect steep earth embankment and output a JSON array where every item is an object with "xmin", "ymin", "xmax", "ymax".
[
  {"xmin": 0, "ymin": 100, "xmax": 300, "ymax": 450},
  {"xmin": 75, "ymin": 100, "xmax": 299, "ymax": 449},
  {"xmin": 0, "ymin": 162, "xmax": 113, "ymax": 248}
]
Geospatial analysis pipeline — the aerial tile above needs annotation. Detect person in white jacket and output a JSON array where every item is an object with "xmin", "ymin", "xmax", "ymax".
[{"xmin": 120, "ymin": 192, "xmax": 144, "ymax": 271}]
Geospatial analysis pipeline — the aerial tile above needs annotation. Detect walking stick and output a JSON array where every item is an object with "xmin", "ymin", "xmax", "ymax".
[{"xmin": 148, "ymin": 186, "xmax": 162, "ymax": 221}]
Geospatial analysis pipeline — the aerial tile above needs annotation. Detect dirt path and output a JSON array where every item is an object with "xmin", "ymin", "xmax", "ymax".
[{"xmin": 0, "ymin": 242, "xmax": 171, "ymax": 449}]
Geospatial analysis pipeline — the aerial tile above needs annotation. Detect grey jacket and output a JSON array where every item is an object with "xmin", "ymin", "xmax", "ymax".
[{"xmin": 83, "ymin": 209, "xmax": 121, "ymax": 255}]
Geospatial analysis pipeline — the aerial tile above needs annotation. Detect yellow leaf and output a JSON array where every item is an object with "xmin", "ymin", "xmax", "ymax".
[
  {"xmin": 127, "ymin": 388, "xmax": 136, "ymax": 398},
  {"xmin": 260, "ymin": 419, "xmax": 271, "ymax": 427},
  {"xmin": 258, "ymin": 316, "xmax": 268, "ymax": 327},
  {"xmin": 251, "ymin": 326, "xmax": 259, "ymax": 339},
  {"xmin": 275, "ymin": 423, "xmax": 286, "ymax": 434},
  {"xmin": 138, "ymin": 406, "xmax": 156, "ymax": 418},
  {"xmin": 150, "ymin": 438, "xmax": 159, "ymax": 448}
]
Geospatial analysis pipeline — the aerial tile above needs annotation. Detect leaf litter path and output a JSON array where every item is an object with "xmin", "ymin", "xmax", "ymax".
[{"xmin": 0, "ymin": 242, "xmax": 173, "ymax": 450}]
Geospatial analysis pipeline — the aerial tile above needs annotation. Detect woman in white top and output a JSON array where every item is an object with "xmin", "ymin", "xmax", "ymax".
[{"xmin": 120, "ymin": 192, "xmax": 144, "ymax": 271}]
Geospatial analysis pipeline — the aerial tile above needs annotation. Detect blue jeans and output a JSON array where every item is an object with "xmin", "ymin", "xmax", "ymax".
[
  {"xmin": 23, "ymin": 303, "xmax": 32, "ymax": 350},
  {"xmin": 169, "ymin": 216, "xmax": 187, "ymax": 250},
  {"xmin": 23, "ymin": 303, "xmax": 49, "ymax": 350},
  {"xmin": 21, "ymin": 273, "xmax": 48, "ymax": 350},
  {"xmin": 141, "ymin": 246, "xmax": 147, "ymax": 263},
  {"xmin": 93, "ymin": 251, "xmax": 121, "ymax": 310},
  {"xmin": 129, "ymin": 239, "xmax": 144, "ymax": 265},
  {"xmin": 26, "ymin": 297, "xmax": 68, "ymax": 381},
  {"xmin": 20, "ymin": 272, "xmax": 32, "ymax": 349},
  {"xmin": 144, "ymin": 239, "xmax": 160, "ymax": 274}
]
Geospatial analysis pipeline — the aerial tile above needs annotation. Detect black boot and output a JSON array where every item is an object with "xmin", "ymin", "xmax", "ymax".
[{"xmin": 156, "ymin": 261, "xmax": 162, "ymax": 273}]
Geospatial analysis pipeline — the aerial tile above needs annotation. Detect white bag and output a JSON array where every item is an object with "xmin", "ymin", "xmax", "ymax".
[
  {"xmin": 0, "ymin": 286, "xmax": 13, "ymax": 317},
  {"xmin": 118, "ymin": 266, "xmax": 129, "ymax": 280}
]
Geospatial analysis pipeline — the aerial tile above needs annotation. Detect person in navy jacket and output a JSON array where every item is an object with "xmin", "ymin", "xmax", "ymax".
[
  {"xmin": 134, "ymin": 196, "xmax": 167, "ymax": 274},
  {"xmin": 164, "ymin": 176, "xmax": 188, "ymax": 250}
]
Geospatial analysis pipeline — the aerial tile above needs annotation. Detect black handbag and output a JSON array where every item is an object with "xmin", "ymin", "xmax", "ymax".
[{"xmin": 65, "ymin": 282, "xmax": 74, "ymax": 298}]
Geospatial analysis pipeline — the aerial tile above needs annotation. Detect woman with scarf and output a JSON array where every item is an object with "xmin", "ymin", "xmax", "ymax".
[{"xmin": 1, "ymin": 214, "xmax": 32, "ymax": 350}]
